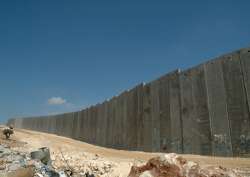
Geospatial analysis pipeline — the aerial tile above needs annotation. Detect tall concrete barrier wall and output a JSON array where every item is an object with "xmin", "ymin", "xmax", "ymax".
[{"xmin": 8, "ymin": 47, "xmax": 250, "ymax": 157}]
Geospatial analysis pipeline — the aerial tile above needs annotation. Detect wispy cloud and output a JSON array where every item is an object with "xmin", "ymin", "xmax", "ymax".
[{"xmin": 48, "ymin": 97, "xmax": 66, "ymax": 105}]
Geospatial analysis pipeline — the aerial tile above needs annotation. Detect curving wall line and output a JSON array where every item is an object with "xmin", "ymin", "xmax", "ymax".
[{"xmin": 8, "ymin": 47, "xmax": 250, "ymax": 157}]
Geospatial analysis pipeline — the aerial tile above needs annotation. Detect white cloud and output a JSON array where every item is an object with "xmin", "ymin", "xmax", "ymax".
[{"xmin": 48, "ymin": 97, "xmax": 66, "ymax": 105}]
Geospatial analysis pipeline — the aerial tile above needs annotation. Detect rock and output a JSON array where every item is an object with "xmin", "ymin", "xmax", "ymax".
[
  {"xmin": 31, "ymin": 147, "xmax": 51, "ymax": 166},
  {"xmin": 35, "ymin": 173, "xmax": 43, "ymax": 177},
  {"xmin": 0, "ymin": 165, "xmax": 6, "ymax": 170},
  {"xmin": 128, "ymin": 153, "xmax": 242, "ymax": 177},
  {"xmin": 8, "ymin": 163, "xmax": 23, "ymax": 172},
  {"xmin": 0, "ymin": 148, "xmax": 11, "ymax": 158},
  {"xmin": 58, "ymin": 171, "xmax": 68, "ymax": 177},
  {"xmin": 139, "ymin": 171, "xmax": 153, "ymax": 177},
  {"xmin": 36, "ymin": 165, "xmax": 60, "ymax": 177},
  {"xmin": 85, "ymin": 172, "xmax": 95, "ymax": 177},
  {"xmin": 6, "ymin": 167, "xmax": 34, "ymax": 177}
]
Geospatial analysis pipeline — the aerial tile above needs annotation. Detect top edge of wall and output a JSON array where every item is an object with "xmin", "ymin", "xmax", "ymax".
[
  {"xmin": 9, "ymin": 46, "xmax": 250, "ymax": 120},
  {"xmin": 180, "ymin": 47, "xmax": 250, "ymax": 74}
]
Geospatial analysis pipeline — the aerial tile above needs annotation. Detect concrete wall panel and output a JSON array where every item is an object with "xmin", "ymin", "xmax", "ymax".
[
  {"xmin": 136, "ymin": 84, "xmax": 144, "ymax": 150},
  {"xmin": 180, "ymin": 65, "xmax": 212, "ymax": 155},
  {"xmin": 180, "ymin": 69, "xmax": 197, "ymax": 154},
  {"xmin": 158, "ymin": 74, "xmax": 171, "ymax": 153},
  {"xmin": 239, "ymin": 49, "xmax": 250, "ymax": 155},
  {"xmin": 142, "ymin": 83, "xmax": 152, "ymax": 151},
  {"xmin": 169, "ymin": 70, "xmax": 183, "ymax": 153},
  {"xmin": 222, "ymin": 53, "xmax": 250, "ymax": 156},
  {"xmin": 191, "ymin": 65, "xmax": 211, "ymax": 155},
  {"xmin": 8, "ymin": 48, "xmax": 250, "ymax": 157},
  {"xmin": 204, "ymin": 59, "xmax": 233, "ymax": 156},
  {"xmin": 150, "ymin": 80, "xmax": 160, "ymax": 152},
  {"xmin": 241, "ymin": 49, "xmax": 250, "ymax": 107}
]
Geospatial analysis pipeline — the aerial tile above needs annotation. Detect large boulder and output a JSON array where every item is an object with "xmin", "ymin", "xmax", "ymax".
[{"xmin": 128, "ymin": 153, "xmax": 241, "ymax": 177}]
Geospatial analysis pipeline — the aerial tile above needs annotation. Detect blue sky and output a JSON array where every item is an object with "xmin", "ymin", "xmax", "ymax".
[{"xmin": 0, "ymin": 0, "xmax": 250, "ymax": 122}]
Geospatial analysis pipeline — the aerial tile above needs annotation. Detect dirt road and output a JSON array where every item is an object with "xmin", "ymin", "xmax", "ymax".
[{"xmin": 6, "ymin": 128, "xmax": 250, "ymax": 176}]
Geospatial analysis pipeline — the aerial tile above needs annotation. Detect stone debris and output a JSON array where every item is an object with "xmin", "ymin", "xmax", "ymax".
[
  {"xmin": 128, "ymin": 153, "xmax": 243, "ymax": 177},
  {"xmin": 0, "ymin": 144, "xmax": 61, "ymax": 177},
  {"xmin": 51, "ymin": 150, "xmax": 116, "ymax": 176},
  {"xmin": 3, "ymin": 167, "xmax": 35, "ymax": 177},
  {"xmin": 0, "ymin": 144, "xmax": 117, "ymax": 177},
  {"xmin": 0, "ymin": 144, "xmax": 247, "ymax": 177},
  {"xmin": 31, "ymin": 147, "xmax": 52, "ymax": 166}
]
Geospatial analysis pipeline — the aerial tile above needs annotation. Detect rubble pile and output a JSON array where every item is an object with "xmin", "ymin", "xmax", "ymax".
[
  {"xmin": 128, "ymin": 153, "xmax": 242, "ymax": 177},
  {"xmin": 51, "ymin": 150, "xmax": 116, "ymax": 176},
  {"xmin": 0, "ymin": 144, "xmax": 117, "ymax": 177},
  {"xmin": 0, "ymin": 143, "xmax": 246, "ymax": 177},
  {"xmin": 0, "ymin": 144, "xmax": 65, "ymax": 177}
]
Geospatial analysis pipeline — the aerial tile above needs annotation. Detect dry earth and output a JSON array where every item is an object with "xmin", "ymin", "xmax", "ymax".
[{"xmin": 1, "ymin": 128, "xmax": 250, "ymax": 177}]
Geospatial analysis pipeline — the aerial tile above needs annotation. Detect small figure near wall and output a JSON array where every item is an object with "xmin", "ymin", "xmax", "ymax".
[{"xmin": 2, "ymin": 125, "xmax": 14, "ymax": 139}]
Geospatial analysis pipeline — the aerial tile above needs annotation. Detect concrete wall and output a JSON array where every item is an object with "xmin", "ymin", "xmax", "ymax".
[{"xmin": 8, "ymin": 47, "xmax": 250, "ymax": 157}]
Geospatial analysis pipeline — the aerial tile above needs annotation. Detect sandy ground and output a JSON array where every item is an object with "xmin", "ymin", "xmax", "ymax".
[{"xmin": 2, "ymin": 128, "xmax": 250, "ymax": 176}]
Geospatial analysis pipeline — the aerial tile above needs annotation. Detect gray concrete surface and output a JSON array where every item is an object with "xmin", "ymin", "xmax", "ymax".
[{"xmin": 8, "ymin": 47, "xmax": 250, "ymax": 157}]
